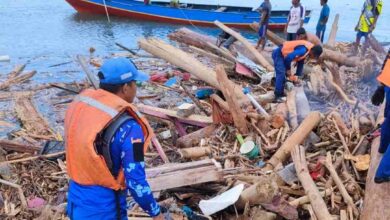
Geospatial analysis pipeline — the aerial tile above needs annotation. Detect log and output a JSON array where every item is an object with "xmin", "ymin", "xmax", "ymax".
[
  {"xmin": 179, "ymin": 147, "xmax": 211, "ymax": 159},
  {"xmin": 214, "ymin": 21, "xmax": 274, "ymax": 72},
  {"xmin": 151, "ymin": 137, "xmax": 170, "ymax": 164},
  {"xmin": 0, "ymin": 139, "xmax": 41, "ymax": 153},
  {"xmin": 138, "ymin": 38, "xmax": 248, "ymax": 104},
  {"xmin": 326, "ymin": 14, "xmax": 339, "ymax": 48},
  {"xmin": 0, "ymin": 70, "xmax": 36, "ymax": 90},
  {"xmin": 215, "ymin": 65, "xmax": 249, "ymax": 134},
  {"xmin": 137, "ymin": 103, "xmax": 212, "ymax": 127},
  {"xmin": 169, "ymin": 28, "xmax": 268, "ymax": 71},
  {"xmin": 15, "ymin": 96, "xmax": 55, "ymax": 139},
  {"xmin": 189, "ymin": 45, "xmax": 234, "ymax": 66},
  {"xmin": 76, "ymin": 55, "xmax": 99, "ymax": 89},
  {"xmin": 264, "ymin": 111, "xmax": 322, "ymax": 170},
  {"xmin": 146, "ymin": 159, "xmax": 222, "ymax": 191},
  {"xmin": 367, "ymin": 34, "xmax": 386, "ymax": 55},
  {"xmin": 235, "ymin": 175, "xmax": 279, "ymax": 210},
  {"xmin": 291, "ymin": 146, "xmax": 332, "ymax": 220},
  {"xmin": 286, "ymin": 89, "xmax": 298, "ymax": 130},
  {"xmin": 361, "ymin": 106, "xmax": 390, "ymax": 220},
  {"xmin": 323, "ymin": 152, "xmax": 359, "ymax": 217},
  {"xmin": 271, "ymin": 103, "xmax": 288, "ymax": 129},
  {"xmin": 7, "ymin": 64, "xmax": 26, "ymax": 79},
  {"xmin": 176, "ymin": 124, "xmax": 217, "ymax": 148},
  {"xmin": 0, "ymin": 91, "xmax": 34, "ymax": 101}
]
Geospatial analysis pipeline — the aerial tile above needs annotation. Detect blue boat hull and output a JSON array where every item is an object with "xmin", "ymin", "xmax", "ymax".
[{"xmin": 65, "ymin": 0, "xmax": 311, "ymax": 29}]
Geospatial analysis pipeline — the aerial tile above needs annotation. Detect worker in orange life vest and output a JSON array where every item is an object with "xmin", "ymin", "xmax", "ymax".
[
  {"xmin": 272, "ymin": 40, "xmax": 323, "ymax": 102},
  {"xmin": 65, "ymin": 57, "xmax": 163, "ymax": 219},
  {"xmin": 371, "ymin": 49, "xmax": 390, "ymax": 183}
]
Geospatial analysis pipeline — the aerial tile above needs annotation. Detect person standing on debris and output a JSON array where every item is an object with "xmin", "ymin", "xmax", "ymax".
[
  {"xmin": 296, "ymin": 27, "xmax": 322, "ymax": 46},
  {"xmin": 255, "ymin": 0, "xmax": 272, "ymax": 50},
  {"xmin": 316, "ymin": 0, "xmax": 330, "ymax": 43},
  {"xmin": 285, "ymin": 0, "xmax": 306, "ymax": 41},
  {"xmin": 65, "ymin": 57, "xmax": 163, "ymax": 220},
  {"xmin": 371, "ymin": 50, "xmax": 390, "ymax": 183},
  {"xmin": 354, "ymin": 0, "xmax": 383, "ymax": 51},
  {"xmin": 272, "ymin": 40, "xmax": 323, "ymax": 102}
]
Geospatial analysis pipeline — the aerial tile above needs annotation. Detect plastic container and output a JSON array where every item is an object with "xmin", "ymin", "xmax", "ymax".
[{"xmin": 240, "ymin": 141, "xmax": 259, "ymax": 160}]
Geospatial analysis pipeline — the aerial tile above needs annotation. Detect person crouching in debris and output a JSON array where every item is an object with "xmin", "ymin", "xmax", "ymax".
[
  {"xmin": 371, "ymin": 49, "xmax": 390, "ymax": 183},
  {"xmin": 216, "ymin": 30, "xmax": 237, "ymax": 49},
  {"xmin": 272, "ymin": 40, "xmax": 323, "ymax": 103},
  {"xmin": 296, "ymin": 27, "xmax": 322, "ymax": 46},
  {"xmin": 65, "ymin": 57, "xmax": 163, "ymax": 220}
]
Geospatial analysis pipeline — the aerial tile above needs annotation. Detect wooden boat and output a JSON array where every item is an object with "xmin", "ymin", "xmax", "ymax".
[{"xmin": 65, "ymin": 0, "xmax": 311, "ymax": 29}]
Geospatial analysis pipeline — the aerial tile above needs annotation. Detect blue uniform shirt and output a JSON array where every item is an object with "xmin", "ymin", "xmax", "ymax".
[
  {"xmin": 67, "ymin": 119, "xmax": 160, "ymax": 219},
  {"xmin": 317, "ymin": 4, "xmax": 330, "ymax": 31},
  {"xmin": 385, "ymin": 86, "xmax": 390, "ymax": 118},
  {"xmin": 283, "ymin": 45, "xmax": 308, "ymax": 76}
]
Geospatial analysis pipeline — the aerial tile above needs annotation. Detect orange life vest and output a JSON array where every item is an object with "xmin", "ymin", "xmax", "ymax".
[
  {"xmin": 65, "ymin": 89, "xmax": 154, "ymax": 190},
  {"xmin": 281, "ymin": 40, "xmax": 314, "ymax": 62},
  {"xmin": 377, "ymin": 57, "xmax": 390, "ymax": 87}
]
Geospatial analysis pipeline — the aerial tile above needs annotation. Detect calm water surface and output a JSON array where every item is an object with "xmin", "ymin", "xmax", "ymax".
[{"xmin": 0, "ymin": 0, "xmax": 389, "ymax": 83}]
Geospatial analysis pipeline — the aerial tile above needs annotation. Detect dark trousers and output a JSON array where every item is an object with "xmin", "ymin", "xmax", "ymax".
[
  {"xmin": 286, "ymin": 33, "xmax": 296, "ymax": 41},
  {"xmin": 316, "ymin": 26, "xmax": 326, "ymax": 43},
  {"xmin": 375, "ymin": 117, "xmax": 390, "ymax": 178},
  {"xmin": 272, "ymin": 48, "xmax": 286, "ymax": 97}
]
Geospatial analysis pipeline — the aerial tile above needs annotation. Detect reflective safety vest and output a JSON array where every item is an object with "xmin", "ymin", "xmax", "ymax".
[
  {"xmin": 358, "ymin": 0, "xmax": 383, "ymax": 32},
  {"xmin": 65, "ymin": 89, "xmax": 154, "ymax": 190},
  {"xmin": 377, "ymin": 57, "xmax": 390, "ymax": 87},
  {"xmin": 281, "ymin": 40, "xmax": 314, "ymax": 62}
]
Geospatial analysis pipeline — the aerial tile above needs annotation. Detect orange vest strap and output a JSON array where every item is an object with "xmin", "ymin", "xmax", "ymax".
[{"xmin": 74, "ymin": 95, "xmax": 119, "ymax": 118}]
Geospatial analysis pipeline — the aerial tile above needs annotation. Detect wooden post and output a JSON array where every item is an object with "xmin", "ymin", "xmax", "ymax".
[
  {"xmin": 292, "ymin": 146, "xmax": 332, "ymax": 220},
  {"xmin": 77, "ymin": 55, "xmax": 99, "ymax": 89},
  {"xmin": 264, "ymin": 112, "xmax": 322, "ymax": 170},
  {"xmin": 214, "ymin": 21, "xmax": 274, "ymax": 72},
  {"xmin": 215, "ymin": 65, "xmax": 249, "ymax": 134},
  {"xmin": 326, "ymin": 14, "xmax": 339, "ymax": 47}
]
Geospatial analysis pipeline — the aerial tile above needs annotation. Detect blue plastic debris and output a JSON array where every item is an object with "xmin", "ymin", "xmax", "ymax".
[
  {"xmin": 164, "ymin": 76, "xmax": 177, "ymax": 87},
  {"xmin": 195, "ymin": 88, "xmax": 214, "ymax": 99}
]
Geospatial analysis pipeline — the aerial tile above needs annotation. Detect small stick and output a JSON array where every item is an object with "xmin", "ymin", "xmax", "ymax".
[
  {"xmin": 179, "ymin": 80, "xmax": 210, "ymax": 116},
  {"xmin": 0, "ymin": 178, "xmax": 27, "ymax": 208},
  {"xmin": 0, "ymin": 151, "xmax": 65, "ymax": 165},
  {"xmin": 289, "ymin": 188, "xmax": 333, "ymax": 206},
  {"xmin": 250, "ymin": 120, "xmax": 271, "ymax": 147}
]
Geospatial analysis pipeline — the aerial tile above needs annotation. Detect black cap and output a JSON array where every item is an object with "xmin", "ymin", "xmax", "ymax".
[{"xmin": 311, "ymin": 45, "xmax": 323, "ymax": 58}]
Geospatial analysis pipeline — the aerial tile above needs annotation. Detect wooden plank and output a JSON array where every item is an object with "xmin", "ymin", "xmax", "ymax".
[
  {"xmin": 326, "ymin": 14, "xmax": 339, "ymax": 47},
  {"xmin": 137, "ymin": 103, "xmax": 212, "ymax": 127},
  {"xmin": 146, "ymin": 159, "xmax": 215, "ymax": 174},
  {"xmin": 76, "ymin": 55, "xmax": 99, "ymax": 89},
  {"xmin": 147, "ymin": 163, "xmax": 222, "ymax": 191},
  {"xmin": 0, "ymin": 70, "xmax": 36, "ymax": 90},
  {"xmin": 176, "ymin": 124, "xmax": 217, "ymax": 148},
  {"xmin": 0, "ymin": 139, "xmax": 41, "ymax": 153}
]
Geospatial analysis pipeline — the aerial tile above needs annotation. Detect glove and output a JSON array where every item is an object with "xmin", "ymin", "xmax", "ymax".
[{"xmin": 371, "ymin": 85, "xmax": 385, "ymax": 106}]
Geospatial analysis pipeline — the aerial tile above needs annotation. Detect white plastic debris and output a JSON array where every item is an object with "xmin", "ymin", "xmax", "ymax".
[{"xmin": 199, "ymin": 184, "xmax": 244, "ymax": 216}]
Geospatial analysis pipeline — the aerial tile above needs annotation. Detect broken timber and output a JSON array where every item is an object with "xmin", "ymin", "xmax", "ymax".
[
  {"xmin": 326, "ymin": 14, "xmax": 339, "ymax": 48},
  {"xmin": 137, "ymin": 103, "xmax": 212, "ymax": 127},
  {"xmin": 146, "ymin": 159, "xmax": 222, "ymax": 191},
  {"xmin": 0, "ymin": 70, "xmax": 36, "ymax": 90},
  {"xmin": 0, "ymin": 139, "xmax": 41, "ymax": 154}
]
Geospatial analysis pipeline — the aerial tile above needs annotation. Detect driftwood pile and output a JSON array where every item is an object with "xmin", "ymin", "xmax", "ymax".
[{"xmin": 0, "ymin": 19, "xmax": 389, "ymax": 220}]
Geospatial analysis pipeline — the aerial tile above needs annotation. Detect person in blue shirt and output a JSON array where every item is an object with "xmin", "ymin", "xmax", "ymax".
[
  {"xmin": 316, "ymin": 0, "xmax": 330, "ymax": 42},
  {"xmin": 256, "ymin": 0, "xmax": 272, "ymax": 50},
  {"xmin": 272, "ymin": 40, "xmax": 323, "ymax": 102},
  {"xmin": 371, "ymin": 50, "xmax": 390, "ymax": 183},
  {"xmin": 66, "ymin": 57, "xmax": 163, "ymax": 220}
]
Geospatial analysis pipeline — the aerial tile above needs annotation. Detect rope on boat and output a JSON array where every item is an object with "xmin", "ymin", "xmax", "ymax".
[{"xmin": 102, "ymin": 0, "xmax": 111, "ymax": 23}]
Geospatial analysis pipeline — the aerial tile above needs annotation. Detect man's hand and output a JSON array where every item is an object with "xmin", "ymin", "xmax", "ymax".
[
  {"xmin": 153, "ymin": 213, "xmax": 164, "ymax": 220},
  {"xmin": 355, "ymin": 25, "xmax": 359, "ymax": 32},
  {"xmin": 286, "ymin": 70, "xmax": 292, "ymax": 77},
  {"xmin": 369, "ymin": 25, "xmax": 376, "ymax": 33}
]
